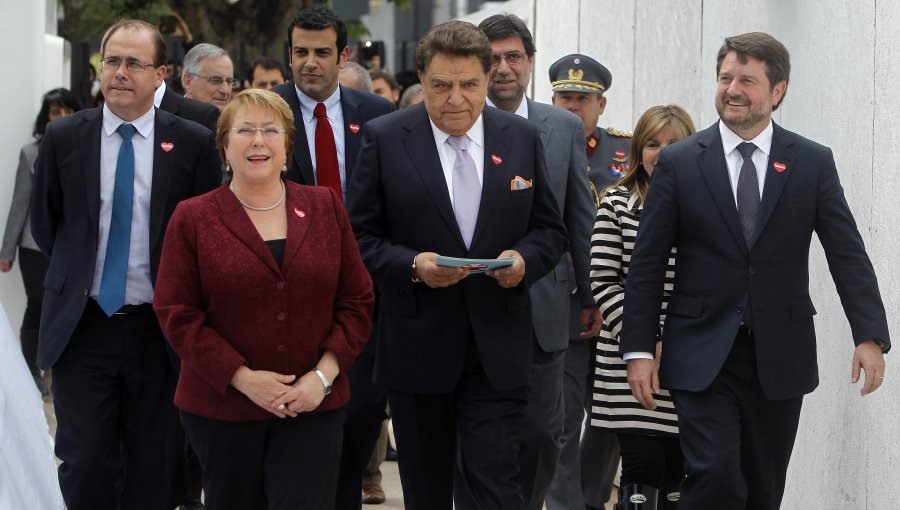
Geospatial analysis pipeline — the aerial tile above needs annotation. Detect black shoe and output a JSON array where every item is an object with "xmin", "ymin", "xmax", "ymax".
[
  {"xmin": 178, "ymin": 500, "xmax": 204, "ymax": 510},
  {"xmin": 33, "ymin": 372, "xmax": 49, "ymax": 397},
  {"xmin": 385, "ymin": 442, "xmax": 398, "ymax": 462}
]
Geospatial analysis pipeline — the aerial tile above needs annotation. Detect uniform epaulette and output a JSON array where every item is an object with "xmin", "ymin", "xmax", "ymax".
[{"xmin": 606, "ymin": 127, "xmax": 632, "ymax": 138}]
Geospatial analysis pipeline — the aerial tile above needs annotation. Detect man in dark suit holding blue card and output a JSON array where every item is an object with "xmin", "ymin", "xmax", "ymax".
[
  {"xmin": 347, "ymin": 20, "xmax": 566, "ymax": 509},
  {"xmin": 623, "ymin": 32, "xmax": 890, "ymax": 509}
]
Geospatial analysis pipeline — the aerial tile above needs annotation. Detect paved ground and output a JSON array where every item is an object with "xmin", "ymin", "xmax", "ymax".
[{"xmin": 41, "ymin": 373, "xmax": 613, "ymax": 509}]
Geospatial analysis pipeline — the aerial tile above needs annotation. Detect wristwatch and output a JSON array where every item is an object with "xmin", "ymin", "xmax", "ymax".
[
  {"xmin": 312, "ymin": 369, "xmax": 332, "ymax": 396},
  {"xmin": 411, "ymin": 254, "xmax": 421, "ymax": 283}
]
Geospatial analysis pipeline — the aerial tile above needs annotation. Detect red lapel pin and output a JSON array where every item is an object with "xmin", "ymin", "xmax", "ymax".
[
  {"xmin": 160, "ymin": 142, "xmax": 174, "ymax": 152},
  {"xmin": 773, "ymin": 162, "xmax": 787, "ymax": 173},
  {"xmin": 491, "ymin": 154, "xmax": 502, "ymax": 165},
  {"xmin": 294, "ymin": 208, "xmax": 306, "ymax": 218},
  {"xmin": 349, "ymin": 124, "xmax": 360, "ymax": 134},
  {"xmin": 615, "ymin": 150, "xmax": 626, "ymax": 159}
]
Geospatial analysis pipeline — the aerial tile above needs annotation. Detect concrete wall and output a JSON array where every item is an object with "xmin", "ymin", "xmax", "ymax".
[{"xmin": 468, "ymin": 0, "xmax": 898, "ymax": 506}]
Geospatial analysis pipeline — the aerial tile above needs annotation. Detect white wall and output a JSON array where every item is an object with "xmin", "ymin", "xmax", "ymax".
[
  {"xmin": 0, "ymin": 0, "xmax": 48, "ymax": 341},
  {"xmin": 470, "ymin": 0, "xmax": 899, "ymax": 506}
]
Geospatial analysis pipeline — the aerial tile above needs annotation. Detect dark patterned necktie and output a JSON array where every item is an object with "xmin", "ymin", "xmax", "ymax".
[{"xmin": 736, "ymin": 142, "xmax": 760, "ymax": 248}]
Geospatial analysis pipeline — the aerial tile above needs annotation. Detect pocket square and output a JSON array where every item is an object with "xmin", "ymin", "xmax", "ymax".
[{"xmin": 510, "ymin": 176, "xmax": 533, "ymax": 190}]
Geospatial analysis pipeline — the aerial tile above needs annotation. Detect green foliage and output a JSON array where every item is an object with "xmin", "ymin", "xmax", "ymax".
[{"xmin": 58, "ymin": 0, "xmax": 172, "ymax": 42}]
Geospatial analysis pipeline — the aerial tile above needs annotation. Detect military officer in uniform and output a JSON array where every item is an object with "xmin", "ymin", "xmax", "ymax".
[
  {"xmin": 550, "ymin": 54, "xmax": 631, "ymax": 207},
  {"xmin": 545, "ymin": 53, "xmax": 629, "ymax": 510}
]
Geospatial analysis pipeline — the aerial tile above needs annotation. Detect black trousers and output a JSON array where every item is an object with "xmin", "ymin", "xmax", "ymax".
[
  {"xmin": 671, "ymin": 328, "xmax": 803, "ymax": 510},
  {"xmin": 17, "ymin": 247, "xmax": 47, "ymax": 372},
  {"xmin": 52, "ymin": 300, "xmax": 179, "ymax": 510},
  {"xmin": 389, "ymin": 339, "xmax": 528, "ymax": 510},
  {"xmin": 617, "ymin": 433, "xmax": 684, "ymax": 490},
  {"xmin": 334, "ymin": 349, "xmax": 387, "ymax": 509},
  {"xmin": 181, "ymin": 407, "xmax": 344, "ymax": 510}
]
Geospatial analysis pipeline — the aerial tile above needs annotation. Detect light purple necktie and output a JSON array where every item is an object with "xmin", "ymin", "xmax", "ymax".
[{"xmin": 447, "ymin": 135, "xmax": 481, "ymax": 248}]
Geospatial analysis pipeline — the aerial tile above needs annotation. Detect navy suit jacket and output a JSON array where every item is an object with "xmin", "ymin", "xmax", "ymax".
[
  {"xmin": 623, "ymin": 121, "xmax": 890, "ymax": 400},
  {"xmin": 30, "ymin": 107, "xmax": 222, "ymax": 369},
  {"xmin": 270, "ymin": 82, "xmax": 394, "ymax": 187},
  {"xmin": 159, "ymin": 87, "xmax": 220, "ymax": 133},
  {"xmin": 347, "ymin": 104, "xmax": 567, "ymax": 393}
]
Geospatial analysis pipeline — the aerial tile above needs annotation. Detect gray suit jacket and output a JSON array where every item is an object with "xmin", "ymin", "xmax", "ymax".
[
  {"xmin": 1, "ymin": 141, "xmax": 40, "ymax": 260},
  {"xmin": 525, "ymin": 100, "xmax": 595, "ymax": 351}
]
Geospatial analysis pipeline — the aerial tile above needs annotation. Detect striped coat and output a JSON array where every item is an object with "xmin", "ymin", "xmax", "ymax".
[{"xmin": 589, "ymin": 186, "xmax": 678, "ymax": 436}]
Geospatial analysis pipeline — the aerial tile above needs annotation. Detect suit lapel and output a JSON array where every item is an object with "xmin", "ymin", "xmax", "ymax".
[
  {"xmin": 280, "ymin": 184, "xmax": 312, "ymax": 273},
  {"xmin": 401, "ymin": 105, "xmax": 464, "ymax": 247},
  {"xmin": 753, "ymin": 123, "xmax": 796, "ymax": 245},
  {"xmin": 696, "ymin": 123, "xmax": 747, "ymax": 255},
  {"xmin": 214, "ymin": 188, "xmax": 282, "ymax": 275},
  {"xmin": 81, "ymin": 110, "xmax": 103, "ymax": 243},
  {"xmin": 340, "ymin": 86, "xmax": 364, "ymax": 183},
  {"xmin": 527, "ymin": 99, "xmax": 553, "ymax": 150},
  {"xmin": 283, "ymin": 85, "xmax": 315, "ymax": 185},
  {"xmin": 470, "ymin": 107, "xmax": 511, "ymax": 249},
  {"xmin": 149, "ymin": 110, "xmax": 175, "ymax": 256}
]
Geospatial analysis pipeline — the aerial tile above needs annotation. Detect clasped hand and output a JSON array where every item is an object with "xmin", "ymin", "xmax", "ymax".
[{"xmin": 230, "ymin": 366, "xmax": 326, "ymax": 418}]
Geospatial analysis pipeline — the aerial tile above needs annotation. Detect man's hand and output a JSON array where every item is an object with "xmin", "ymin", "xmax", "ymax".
[
  {"xmin": 627, "ymin": 358, "xmax": 659, "ymax": 410},
  {"xmin": 852, "ymin": 339, "xmax": 886, "ymax": 396},
  {"xmin": 579, "ymin": 306, "xmax": 602, "ymax": 337},
  {"xmin": 0, "ymin": 260, "xmax": 12, "ymax": 272},
  {"xmin": 486, "ymin": 250, "xmax": 525, "ymax": 288},
  {"xmin": 414, "ymin": 252, "xmax": 468, "ymax": 288}
]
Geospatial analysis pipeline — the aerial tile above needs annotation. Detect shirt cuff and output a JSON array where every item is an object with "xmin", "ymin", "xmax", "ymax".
[{"xmin": 622, "ymin": 351, "xmax": 654, "ymax": 361}]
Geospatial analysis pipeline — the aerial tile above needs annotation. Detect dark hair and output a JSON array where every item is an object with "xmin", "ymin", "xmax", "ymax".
[
  {"xmin": 477, "ymin": 13, "xmax": 536, "ymax": 56},
  {"xmin": 416, "ymin": 21, "xmax": 493, "ymax": 74},
  {"xmin": 247, "ymin": 57, "xmax": 290, "ymax": 81},
  {"xmin": 101, "ymin": 19, "xmax": 167, "ymax": 67},
  {"xmin": 34, "ymin": 88, "xmax": 83, "ymax": 139},
  {"xmin": 288, "ymin": 6, "xmax": 348, "ymax": 61},
  {"xmin": 368, "ymin": 69, "xmax": 400, "ymax": 90},
  {"xmin": 716, "ymin": 32, "xmax": 790, "ymax": 110}
]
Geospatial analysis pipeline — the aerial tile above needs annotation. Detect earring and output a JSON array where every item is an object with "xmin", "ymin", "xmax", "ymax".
[
  {"xmin": 225, "ymin": 161, "xmax": 231, "ymax": 174},
  {"xmin": 281, "ymin": 162, "xmax": 287, "ymax": 174}
]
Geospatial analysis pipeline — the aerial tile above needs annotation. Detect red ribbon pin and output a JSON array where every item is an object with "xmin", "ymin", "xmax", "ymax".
[
  {"xmin": 349, "ymin": 124, "xmax": 360, "ymax": 134},
  {"xmin": 294, "ymin": 208, "xmax": 306, "ymax": 218},
  {"xmin": 615, "ymin": 150, "xmax": 626, "ymax": 159},
  {"xmin": 774, "ymin": 162, "xmax": 787, "ymax": 173},
  {"xmin": 491, "ymin": 154, "xmax": 502, "ymax": 165},
  {"xmin": 160, "ymin": 142, "xmax": 174, "ymax": 152}
]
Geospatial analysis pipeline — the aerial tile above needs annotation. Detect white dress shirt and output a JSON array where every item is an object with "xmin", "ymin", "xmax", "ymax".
[
  {"xmin": 623, "ymin": 120, "xmax": 774, "ymax": 361},
  {"xmin": 153, "ymin": 80, "xmax": 166, "ymax": 108},
  {"xmin": 90, "ymin": 105, "xmax": 155, "ymax": 305},
  {"xmin": 295, "ymin": 85, "xmax": 347, "ymax": 199},
  {"xmin": 429, "ymin": 114, "xmax": 486, "ymax": 204}
]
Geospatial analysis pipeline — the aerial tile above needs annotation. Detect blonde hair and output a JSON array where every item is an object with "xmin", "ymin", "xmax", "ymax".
[
  {"xmin": 217, "ymin": 89, "xmax": 296, "ymax": 176},
  {"xmin": 605, "ymin": 105, "xmax": 696, "ymax": 205}
]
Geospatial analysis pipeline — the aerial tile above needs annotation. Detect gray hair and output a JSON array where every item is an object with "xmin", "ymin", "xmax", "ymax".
[
  {"xmin": 340, "ymin": 62, "xmax": 373, "ymax": 92},
  {"xmin": 399, "ymin": 84, "xmax": 424, "ymax": 109},
  {"xmin": 183, "ymin": 43, "xmax": 230, "ymax": 76}
]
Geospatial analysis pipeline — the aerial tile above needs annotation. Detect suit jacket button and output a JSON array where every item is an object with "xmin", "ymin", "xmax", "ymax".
[
  {"xmin": 277, "ymin": 344, "xmax": 286, "ymax": 352},
  {"xmin": 749, "ymin": 267, "xmax": 756, "ymax": 274},
  {"xmin": 277, "ymin": 312, "xmax": 285, "ymax": 321},
  {"xmin": 736, "ymin": 305, "xmax": 744, "ymax": 313},
  {"xmin": 83, "ymin": 288, "xmax": 89, "ymax": 296},
  {"xmin": 276, "ymin": 282, "xmax": 285, "ymax": 290}
]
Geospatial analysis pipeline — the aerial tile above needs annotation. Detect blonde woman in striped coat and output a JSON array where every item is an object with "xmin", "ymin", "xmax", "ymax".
[{"xmin": 590, "ymin": 105, "xmax": 696, "ymax": 509}]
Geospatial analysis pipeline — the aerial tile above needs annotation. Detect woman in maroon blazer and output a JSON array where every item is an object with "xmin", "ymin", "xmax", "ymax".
[{"xmin": 154, "ymin": 89, "xmax": 374, "ymax": 509}]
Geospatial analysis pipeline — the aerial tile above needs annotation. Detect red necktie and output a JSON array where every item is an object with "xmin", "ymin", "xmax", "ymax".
[{"xmin": 314, "ymin": 103, "xmax": 342, "ymax": 201}]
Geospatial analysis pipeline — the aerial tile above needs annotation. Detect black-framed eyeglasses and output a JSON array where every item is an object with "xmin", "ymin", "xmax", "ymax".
[
  {"xmin": 190, "ymin": 74, "xmax": 237, "ymax": 87},
  {"xmin": 491, "ymin": 52, "xmax": 527, "ymax": 66},
  {"xmin": 101, "ymin": 57, "xmax": 161, "ymax": 73}
]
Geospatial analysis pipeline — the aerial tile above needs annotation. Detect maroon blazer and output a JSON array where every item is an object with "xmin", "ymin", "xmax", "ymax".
[{"xmin": 154, "ymin": 181, "xmax": 374, "ymax": 421}]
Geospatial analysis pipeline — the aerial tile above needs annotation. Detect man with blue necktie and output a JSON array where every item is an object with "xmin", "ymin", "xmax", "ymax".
[{"xmin": 30, "ymin": 20, "xmax": 221, "ymax": 509}]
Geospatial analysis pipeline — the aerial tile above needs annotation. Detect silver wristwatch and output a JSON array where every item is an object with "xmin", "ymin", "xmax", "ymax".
[{"xmin": 312, "ymin": 369, "xmax": 332, "ymax": 396}]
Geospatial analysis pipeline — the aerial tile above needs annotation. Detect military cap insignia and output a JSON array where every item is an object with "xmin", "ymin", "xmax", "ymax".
[{"xmin": 568, "ymin": 68, "xmax": 584, "ymax": 81}]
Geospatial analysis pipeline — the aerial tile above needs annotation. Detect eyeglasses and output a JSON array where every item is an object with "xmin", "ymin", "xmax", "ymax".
[
  {"xmin": 491, "ymin": 52, "xmax": 527, "ymax": 66},
  {"xmin": 191, "ymin": 74, "xmax": 237, "ymax": 87},
  {"xmin": 230, "ymin": 127, "xmax": 285, "ymax": 138},
  {"xmin": 101, "ymin": 57, "xmax": 161, "ymax": 73}
]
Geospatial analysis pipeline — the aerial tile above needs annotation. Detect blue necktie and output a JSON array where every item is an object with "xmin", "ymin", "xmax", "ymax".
[{"xmin": 97, "ymin": 123, "xmax": 136, "ymax": 316}]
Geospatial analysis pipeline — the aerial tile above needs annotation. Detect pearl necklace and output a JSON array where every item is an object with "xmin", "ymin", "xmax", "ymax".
[{"xmin": 230, "ymin": 180, "xmax": 285, "ymax": 211}]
